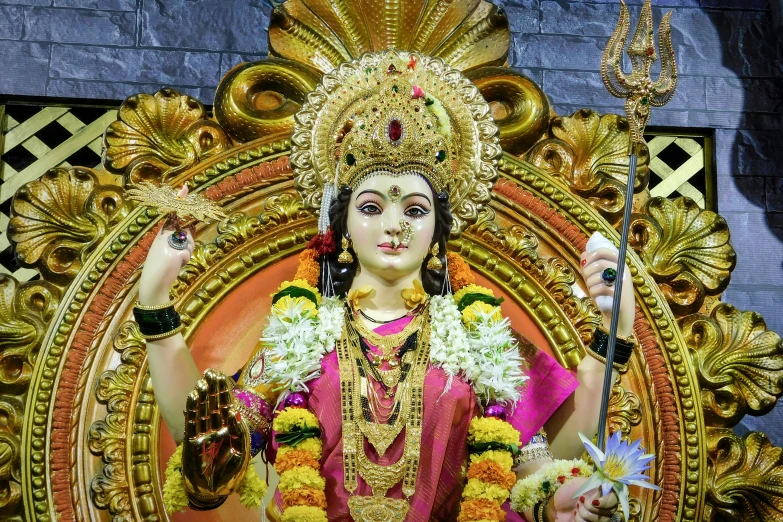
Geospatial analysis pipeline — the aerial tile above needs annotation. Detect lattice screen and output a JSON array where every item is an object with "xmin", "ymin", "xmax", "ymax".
[
  {"xmin": 0, "ymin": 103, "xmax": 118, "ymax": 281},
  {"xmin": 644, "ymin": 129, "xmax": 715, "ymax": 211}
]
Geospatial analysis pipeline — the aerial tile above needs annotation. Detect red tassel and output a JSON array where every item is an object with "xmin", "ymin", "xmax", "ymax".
[{"xmin": 307, "ymin": 228, "xmax": 336, "ymax": 255}]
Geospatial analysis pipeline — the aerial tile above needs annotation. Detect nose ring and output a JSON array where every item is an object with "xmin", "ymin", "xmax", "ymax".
[{"xmin": 400, "ymin": 220, "xmax": 413, "ymax": 247}]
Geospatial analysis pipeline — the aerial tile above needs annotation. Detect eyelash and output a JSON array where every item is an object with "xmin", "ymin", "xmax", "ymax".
[{"xmin": 356, "ymin": 201, "xmax": 431, "ymax": 218}]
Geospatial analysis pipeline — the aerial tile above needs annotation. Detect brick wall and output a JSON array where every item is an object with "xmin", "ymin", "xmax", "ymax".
[{"xmin": 1, "ymin": 0, "xmax": 781, "ymax": 439}]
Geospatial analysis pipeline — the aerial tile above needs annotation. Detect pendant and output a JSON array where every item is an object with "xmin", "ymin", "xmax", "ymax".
[
  {"xmin": 348, "ymin": 494, "xmax": 410, "ymax": 522},
  {"xmin": 358, "ymin": 419, "xmax": 404, "ymax": 456}
]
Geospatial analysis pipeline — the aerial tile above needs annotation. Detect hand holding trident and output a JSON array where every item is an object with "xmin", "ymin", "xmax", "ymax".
[{"xmin": 596, "ymin": 0, "xmax": 678, "ymax": 450}]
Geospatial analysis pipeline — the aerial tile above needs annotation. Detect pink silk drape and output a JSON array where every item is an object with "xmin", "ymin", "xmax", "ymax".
[{"xmin": 269, "ymin": 315, "xmax": 578, "ymax": 521}]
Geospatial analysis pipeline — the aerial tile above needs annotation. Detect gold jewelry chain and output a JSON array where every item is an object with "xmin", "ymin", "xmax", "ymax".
[
  {"xmin": 350, "ymin": 308, "xmax": 423, "ymax": 355},
  {"xmin": 337, "ymin": 306, "xmax": 430, "ymax": 521}
]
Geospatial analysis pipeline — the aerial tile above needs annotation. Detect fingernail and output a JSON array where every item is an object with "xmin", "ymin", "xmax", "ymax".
[
  {"xmin": 580, "ymin": 496, "xmax": 586, "ymax": 503},
  {"xmin": 592, "ymin": 500, "xmax": 600, "ymax": 507},
  {"xmin": 581, "ymin": 258, "xmax": 587, "ymax": 267}
]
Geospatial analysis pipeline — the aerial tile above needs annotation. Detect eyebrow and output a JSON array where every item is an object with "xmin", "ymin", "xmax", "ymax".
[{"xmin": 355, "ymin": 189, "xmax": 431, "ymax": 205}]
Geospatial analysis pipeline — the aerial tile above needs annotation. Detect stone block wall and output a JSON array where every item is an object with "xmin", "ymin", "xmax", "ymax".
[{"xmin": 0, "ymin": 0, "xmax": 781, "ymax": 439}]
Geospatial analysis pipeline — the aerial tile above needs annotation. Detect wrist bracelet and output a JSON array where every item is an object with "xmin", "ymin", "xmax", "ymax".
[
  {"xmin": 135, "ymin": 300, "xmax": 176, "ymax": 310},
  {"xmin": 140, "ymin": 324, "xmax": 184, "ymax": 341},
  {"xmin": 585, "ymin": 347, "xmax": 629, "ymax": 373},
  {"xmin": 534, "ymin": 492, "xmax": 554, "ymax": 522},
  {"xmin": 133, "ymin": 304, "xmax": 182, "ymax": 339}
]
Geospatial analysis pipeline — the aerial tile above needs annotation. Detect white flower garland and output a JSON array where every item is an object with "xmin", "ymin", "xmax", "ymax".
[
  {"xmin": 430, "ymin": 295, "xmax": 529, "ymax": 404},
  {"xmin": 260, "ymin": 292, "xmax": 526, "ymax": 406},
  {"xmin": 260, "ymin": 296, "xmax": 343, "ymax": 397}
]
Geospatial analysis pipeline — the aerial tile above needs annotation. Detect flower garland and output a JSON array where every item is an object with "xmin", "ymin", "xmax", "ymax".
[
  {"xmin": 509, "ymin": 458, "xmax": 592, "ymax": 514},
  {"xmin": 260, "ymin": 279, "xmax": 343, "ymax": 400},
  {"xmin": 458, "ymin": 416, "xmax": 521, "ymax": 522},
  {"xmin": 430, "ymin": 284, "xmax": 528, "ymax": 404},
  {"xmin": 273, "ymin": 406, "xmax": 328, "ymax": 522},
  {"xmin": 162, "ymin": 443, "xmax": 267, "ymax": 514}
]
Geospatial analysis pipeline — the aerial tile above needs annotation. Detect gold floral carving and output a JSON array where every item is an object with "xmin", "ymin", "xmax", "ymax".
[
  {"xmin": 267, "ymin": 0, "xmax": 509, "ymax": 73},
  {"xmin": 88, "ymin": 322, "xmax": 146, "ymax": 520},
  {"xmin": 0, "ymin": 275, "xmax": 60, "ymax": 520},
  {"xmin": 525, "ymin": 109, "xmax": 650, "ymax": 223},
  {"xmin": 465, "ymin": 67, "xmax": 551, "ymax": 155},
  {"xmin": 103, "ymin": 88, "xmax": 230, "ymax": 184},
  {"xmin": 607, "ymin": 381, "xmax": 643, "ymax": 436},
  {"xmin": 214, "ymin": 58, "xmax": 323, "ymax": 144},
  {"xmin": 681, "ymin": 303, "xmax": 783, "ymax": 427},
  {"xmin": 173, "ymin": 193, "xmax": 312, "ymax": 302},
  {"xmin": 706, "ymin": 429, "xmax": 783, "ymax": 522},
  {"xmin": 8, "ymin": 168, "xmax": 130, "ymax": 286},
  {"xmin": 631, "ymin": 197, "xmax": 736, "ymax": 316},
  {"xmin": 468, "ymin": 210, "xmax": 601, "ymax": 349}
]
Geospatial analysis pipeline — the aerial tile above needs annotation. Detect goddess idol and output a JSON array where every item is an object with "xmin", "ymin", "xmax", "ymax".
[{"xmin": 134, "ymin": 52, "xmax": 640, "ymax": 522}]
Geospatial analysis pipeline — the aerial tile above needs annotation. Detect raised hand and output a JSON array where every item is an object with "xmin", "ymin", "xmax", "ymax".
[
  {"xmin": 581, "ymin": 246, "xmax": 635, "ymax": 338},
  {"xmin": 181, "ymin": 369, "xmax": 250, "ymax": 508},
  {"xmin": 551, "ymin": 478, "xmax": 619, "ymax": 522},
  {"xmin": 138, "ymin": 185, "xmax": 195, "ymax": 305}
]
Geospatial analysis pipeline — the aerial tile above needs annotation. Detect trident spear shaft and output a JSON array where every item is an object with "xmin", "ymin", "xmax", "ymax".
[{"xmin": 595, "ymin": 0, "xmax": 678, "ymax": 450}]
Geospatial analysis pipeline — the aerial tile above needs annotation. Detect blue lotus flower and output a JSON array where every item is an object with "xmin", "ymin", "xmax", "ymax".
[{"xmin": 574, "ymin": 431, "xmax": 662, "ymax": 517}]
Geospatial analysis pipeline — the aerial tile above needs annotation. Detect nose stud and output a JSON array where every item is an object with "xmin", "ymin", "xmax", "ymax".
[{"xmin": 400, "ymin": 220, "xmax": 413, "ymax": 247}]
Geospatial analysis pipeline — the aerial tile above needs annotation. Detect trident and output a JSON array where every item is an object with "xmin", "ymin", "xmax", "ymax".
[{"xmin": 595, "ymin": 0, "xmax": 678, "ymax": 450}]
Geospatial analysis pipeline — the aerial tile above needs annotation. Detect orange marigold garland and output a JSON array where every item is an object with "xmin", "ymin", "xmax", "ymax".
[
  {"xmin": 447, "ymin": 251, "xmax": 475, "ymax": 291},
  {"xmin": 294, "ymin": 248, "xmax": 321, "ymax": 288},
  {"xmin": 273, "ymin": 402, "xmax": 328, "ymax": 522},
  {"xmin": 458, "ymin": 414, "xmax": 522, "ymax": 521}
]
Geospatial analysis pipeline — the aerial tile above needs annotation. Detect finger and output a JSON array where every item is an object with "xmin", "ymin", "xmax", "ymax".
[
  {"xmin": 185, "ymin": 390, "xmax": 199, "ymax": 439},
  {"xmin": 218, "ymin": 376, "xmax": 232, "ymax": 425},
  {"xmin": 583, "ymin": 247, "xmax": 620, "ymax": 265},
  {"xmin": 577, "ymin": 503, "xmax": 600, "ymax": 522},
  {"xmin": 177, "ymin": 184, "xmax": 189, "ymax": 198},
  {"xmin": 207, "ymin": 372, "xmax": 222, "ymax": 430},
  {"xmin": 589, "ymin": 283, "xmax": 616, "ymax": 298},
  {"xmin": 196, "ymin": 379, "xmax": 210, "ymax": 434},
  {"xmin": 591, "ymin": 495, "xmax": 619, "ymax": 510},
  {"xmin": 583, "ymin": 258, "xmax": 622, "ymax": 278}
]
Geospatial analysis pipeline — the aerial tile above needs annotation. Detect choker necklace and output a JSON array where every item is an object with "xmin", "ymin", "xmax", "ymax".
[{"xmin": 359, "ymin": 308, "xmax": 407, "ymax": 324}]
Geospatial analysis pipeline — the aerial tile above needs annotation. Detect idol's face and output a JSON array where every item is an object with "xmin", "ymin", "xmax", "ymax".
[{"xmin": 346, "ymin": 173, "xmax": 436, "ymax": 282}]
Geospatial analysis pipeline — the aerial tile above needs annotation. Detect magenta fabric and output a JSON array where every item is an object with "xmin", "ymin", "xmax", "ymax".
[{"xmin": 270, "ymin": 315, "xmax": 579, "ymax": 521}]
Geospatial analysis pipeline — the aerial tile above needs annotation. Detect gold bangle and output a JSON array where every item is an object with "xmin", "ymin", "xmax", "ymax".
[
  {"xmin": 141, "ymin": 324, "xmax": 184, "ymax": 341},
  {"xmin": 585, "ymin": 348, "xmax": 629, "ymax": 373},
  {"xmin": 135, "ymin": 300, "xmax": 176, "ymax": 310}
]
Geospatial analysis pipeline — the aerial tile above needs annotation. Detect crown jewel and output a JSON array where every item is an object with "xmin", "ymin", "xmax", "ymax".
[
  {"xmin": 291, "ymin": 50, "xmax": 501, "ymax": 234},
  {"xmin": 338, "ymin": 69, "xmax": 452, "ymax": 192}
]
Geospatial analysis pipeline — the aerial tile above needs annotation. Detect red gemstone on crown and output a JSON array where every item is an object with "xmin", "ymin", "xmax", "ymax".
[
  {"xmin": 647, "ymin": 47, "xmax": 655, "ymax": 56},
  {"xmin": 388, "ymin": 118, "xmax": 403, "ymax": 142}
]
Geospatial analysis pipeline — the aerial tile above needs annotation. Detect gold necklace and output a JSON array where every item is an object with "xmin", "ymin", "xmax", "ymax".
[
  {"xmin": 337, "ymin": 306, "xmax": 431, "ymax": 522},
  {"xmin": 350, "ymin": 308, "xmax": 423, "ymax": 354}
]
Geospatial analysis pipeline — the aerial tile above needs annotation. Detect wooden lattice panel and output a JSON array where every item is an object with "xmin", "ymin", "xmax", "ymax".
[
  {"xmin": 0, "ymin": 103, "xmax": 117, "ymax": 281},
  {"xmin": 645, "ymin": 129, "xmax": 715, "ymax": 210}
]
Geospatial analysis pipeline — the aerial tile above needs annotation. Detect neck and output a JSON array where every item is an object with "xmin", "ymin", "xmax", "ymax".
[{"xmin": 349, "ymin": 267, "xmax": 419, "ymax": 318}]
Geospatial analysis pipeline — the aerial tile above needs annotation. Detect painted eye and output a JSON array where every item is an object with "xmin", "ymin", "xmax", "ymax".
[
  {"xmin": 358, "ymin": 203, "xmax": 381, "ymax": 214},
  {"xmin": 406, "ymin": 206, "xmax": 429, "ymax": 217}
]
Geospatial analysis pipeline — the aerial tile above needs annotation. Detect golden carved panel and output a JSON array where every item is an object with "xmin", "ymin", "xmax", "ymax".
[{"xmin": 0, "ymin": 2, "xmax": 780, "ymax": 521}]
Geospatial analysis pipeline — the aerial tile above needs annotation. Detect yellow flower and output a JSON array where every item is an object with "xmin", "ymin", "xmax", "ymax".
[
  {"xmin": 281, "ymin": 505, "xmax": 328, "ymax": 522},
  {"xmin": 461, "ymin": 301, "xmax": 502, "ymax": 325},
  {"xmin": 272, "ymin": 295, "xmax": 319, "ymax": 319},
  {"xmin": 462, "ymin": 478, "xmax": 511, "ymax": 503},
  {"xmin": 453, "ymin": 284, "xmax": 496, "ymax": 305},
  {"xmin": 279, "ymin": 466, "xmax": 326, "ymax": 492},
  {"xmin": 163, "ymin": 444, "xmax": 187, "ymax": 514},
  {"xmin": 468, "ymin": 417, "xmax": 521, "ymax": 446},
  {"xmin": 278, "ymin": 438, "xmax": 323, "ymax": 460},
  {"xmin": 237, "ymin": 463, "xmax": 267, "ymax": 509},
  {"xmin": 470, "ymin": 450, "xmax": 514, "ymax": 471},
  {"xmin": 401, "ymin": 279, "xmax": 427, "ymax": 309},
  {"xmin": 347, "ymin": 285, "xmax": 374, "ymax": 309},
  {"xmin": 273, "ymin": 407, "xmax": 320, "ymax": 433}
]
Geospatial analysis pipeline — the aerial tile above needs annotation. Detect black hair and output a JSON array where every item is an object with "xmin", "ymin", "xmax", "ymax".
[{"xmin": 320, "ymin": 183, "xmax": 453, "ymax": 297}]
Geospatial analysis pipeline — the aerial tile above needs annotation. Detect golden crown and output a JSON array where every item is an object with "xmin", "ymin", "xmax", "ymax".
[
  {"xmin": 338, "ymin": 69, "xmax": 451, "ymax": 192},
  {"xmin": 291, "ymin": 50, "xmax": 501, "ymax": 234}
]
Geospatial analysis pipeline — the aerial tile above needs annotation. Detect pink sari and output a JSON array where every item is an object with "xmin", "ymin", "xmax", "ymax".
[{"xmin": 271, "ymin": 315, "xmax": 578, "ymax": 521}]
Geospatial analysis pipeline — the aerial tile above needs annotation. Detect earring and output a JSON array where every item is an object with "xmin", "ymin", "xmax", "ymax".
[
  {"xmin": 426, "ymin": 242, "xmax": 443, "ymax": 270},
  {"xmin": 338, "ymin": 235, "xmax": 354, "ymax": 264}
]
